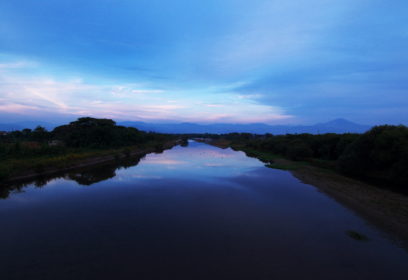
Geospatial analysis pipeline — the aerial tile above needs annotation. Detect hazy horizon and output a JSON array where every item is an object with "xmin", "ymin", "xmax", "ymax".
[{"xmin": 0, "ymin": 114, "xmax": 387, "ymax": 127}]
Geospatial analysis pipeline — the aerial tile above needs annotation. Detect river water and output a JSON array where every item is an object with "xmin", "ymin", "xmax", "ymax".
[{"xmin": 0, "ymin": 141, "xmax": 407, "ymax": 279}]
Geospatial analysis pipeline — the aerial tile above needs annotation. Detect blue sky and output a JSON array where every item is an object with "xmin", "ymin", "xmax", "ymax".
[{"xmin": 0, "ymin": 0, "xmax": 407, "ymax": 125}]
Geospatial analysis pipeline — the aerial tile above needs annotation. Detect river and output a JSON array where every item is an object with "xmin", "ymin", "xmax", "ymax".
[{"xmin": 0, "ymin": 141, "xmax": 407, "ymax": 279}]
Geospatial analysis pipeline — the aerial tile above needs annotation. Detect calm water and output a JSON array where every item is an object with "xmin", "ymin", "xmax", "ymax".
[{"xmin": 0, "ymin": 141, "xmax": 407, "ymax": 279}]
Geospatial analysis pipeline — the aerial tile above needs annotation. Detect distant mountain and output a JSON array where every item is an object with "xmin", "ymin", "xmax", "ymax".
[
  {"xmin": 0, "ymin": 123, "xmax": 23, "ymax": 131},
  {"xmin": 0, "ymin": 118, "xmax": 371, "ymax": 134},
  {"xmin": 0, "ymin": 121, "xmax": 58, "ymax": 131},
  {"xmin": 118, "ymin": 118, "xmax": 372, "ymax": 134}
]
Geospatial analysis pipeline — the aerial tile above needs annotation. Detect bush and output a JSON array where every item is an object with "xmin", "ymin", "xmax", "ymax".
[
  {"xmin": 286, "ymin": 140, "xmax": 313, "ymax": 161},
  {"xmin": 338, "ymin": 125, "xmax": 408, "ymax": 188}
]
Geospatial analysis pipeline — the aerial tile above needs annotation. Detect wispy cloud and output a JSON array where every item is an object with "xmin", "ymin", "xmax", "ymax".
[
  {"xmin": 132, "ymin": 89, "xmax": 164, "ymax": 94},
  {"xmin": 0, "ymin": 66, "xmax": 292, "ymax": 123},
  {"xmin": 1, "ymin": 0, "xmax": 407, "ymax": 124},
  {"xmin": 0, "ymin": 61, "xmax": 37, "ymax": 69}
]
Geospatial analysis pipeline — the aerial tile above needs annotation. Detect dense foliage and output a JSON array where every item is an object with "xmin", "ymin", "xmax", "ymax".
[
  {"xmin": 0, "ymin": 117, "xmax": 171, "ymax": 157},
  {"xmin": 1, "ymin": 119, "xmax": 407, "ymax": 190},
  {"xmin": 197, "ymin": 125, "xmax": 408, "ymax": 189},
  {"xmin": 338, "ymin": 125, "xmax": 408, "ymax": 187},
  {"xmin": 0, "ymin": 117, "xmax": 175, "ymax": 182},
  {"xmin": 52, "ymin": 117, "xmax": 152, "ymax": 148}
]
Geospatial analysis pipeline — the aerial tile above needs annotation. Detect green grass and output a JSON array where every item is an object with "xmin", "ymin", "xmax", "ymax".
[
  {"xmin": 231, "ymin": 146, "xmax": 309, "ymax": 171},
  {"xmin": 235, "ymin": 147, "xmax": 279, "ymax": 163},
  {"xmin": 0, "ymin": 149, "xmax": 107, "ymax": 180},
  {"xmin": 228, "ymin": 142, "xmax": 338, "ymax": 172},
  {"xmin": 265, "ymin": 162, "xmax": 298, "ymax": 171}
]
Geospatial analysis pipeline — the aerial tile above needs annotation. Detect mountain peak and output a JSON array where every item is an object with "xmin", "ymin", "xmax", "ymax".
[
  {"xmin": 117, "ymin": 119, "xmax": 371, "ymax": 134},
  {"xmin": 325, "ymin": 118, "xmax": 355, "ymax": 125}
]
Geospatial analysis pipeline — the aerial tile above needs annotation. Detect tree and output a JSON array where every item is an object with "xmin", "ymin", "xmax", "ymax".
[
  {"xmin": 32, "ymin": 126, "xmax": 49, "ymax": 142},
  {"xmin": 338, "ymin": 125, "xmax": 408, "ymax": 188},
  {"xmin": 52, "ymin": 117, "xmax": 145, "ymax": 148},
  {"xmin": 286, "ymin": 140, "xmax": 313, "ymax": 161}
]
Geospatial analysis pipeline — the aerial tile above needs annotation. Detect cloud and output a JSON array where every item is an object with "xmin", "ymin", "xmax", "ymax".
[
  {"xmin": 237, "ymin": 94, "xmax": 263, "ymax": 100},
  {"xmin": 0, "ymin": 65, "xmax": 292, "ymax": 123},
  {"xmin": 111, "ymin": 86, "xmax": 165, "ymax": 97},
  {"xmin": 204, "ymin": 104, "xmax": 225, "ymax": 108},
  {"xmin": 0, "ymin": 103, "xmax": 43, "ymax": 113},
  {"xmin": 131, "ymin": 89, "xmax": 164, "ymax": 94},
  {"xmin": 1, "ymin": 0, "xmax": 407, "ymax": 124},
  {"xmin": 0, "ymin": 61, "xmax": 37, "ymax": 69},
  {"xmin": 144, "ymin": 159, "xmax": 186, "ymax": 165}
]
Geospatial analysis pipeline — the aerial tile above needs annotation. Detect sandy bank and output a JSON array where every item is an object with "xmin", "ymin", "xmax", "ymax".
[{"xmin": 292, "ymin": 165, "xmax": 408, "ymax": 250}]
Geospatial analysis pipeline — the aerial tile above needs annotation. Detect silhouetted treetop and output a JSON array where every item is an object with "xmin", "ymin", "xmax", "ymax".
[{"xmin": 69, "ymin": 117, "xmax": 116, "ymax": 128}]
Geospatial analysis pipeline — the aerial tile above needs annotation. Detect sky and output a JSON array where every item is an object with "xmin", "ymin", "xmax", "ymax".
[{"xmin": 0, "ymin": 0, "xmax": 407, "ymax": 125}]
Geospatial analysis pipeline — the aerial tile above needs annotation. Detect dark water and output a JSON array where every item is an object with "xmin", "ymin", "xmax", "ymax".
[{"xmin": 1, "ymin": 141, "xmax": 407, "ymax": 280}]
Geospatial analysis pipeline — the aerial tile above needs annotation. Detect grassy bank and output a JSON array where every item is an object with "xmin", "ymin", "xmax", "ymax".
[
  {"xmin": 0, "ymin": 140, "xmax": 179, "ymax": 184},
  {"xmin": 0, "ymin": 117, "xmax": 183, "ymax": 183},
  {"xmin": 194, "ymin": 125, "xmax": 408, "ymax": 190},
  {"xmin": 205, "ymin": 138, "xmax": 315, "ymax": 171}
]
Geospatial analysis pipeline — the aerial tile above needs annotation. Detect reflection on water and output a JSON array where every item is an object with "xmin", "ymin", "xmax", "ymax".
[
  {"xmin": 0, "ymin": 141, "xmax": 407, "ymax": 280},
  {"xmin": 0, "ymin": 153, "xmax": 148, "ymax": 198},
  {"xmin": 66, "ymin": 156, "xmax": 143, "ymax": 186}
]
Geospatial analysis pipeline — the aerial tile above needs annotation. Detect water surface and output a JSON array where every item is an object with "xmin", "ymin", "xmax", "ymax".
[{"xmin": 1, "ymin": 141, "xmax": 407, "ymax": 279}]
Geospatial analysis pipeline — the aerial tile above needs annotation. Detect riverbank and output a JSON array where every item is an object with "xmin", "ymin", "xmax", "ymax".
[
  {"xmin": 203, "ymin": 138, "xmax": 408, "ymax": 251},
  {"xmin": 0, "ymin": 139, "xmax": 181, "ymax": 186},
  {"xmin": 292, "ymin": 165, "xmax": 408, "ymax": 250}
]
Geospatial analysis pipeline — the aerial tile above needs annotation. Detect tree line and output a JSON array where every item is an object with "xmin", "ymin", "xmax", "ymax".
[
  {"xmin": 0, "ymin": 117, "xmax": 172, "ymax": 158},
  {"xmin": 2, "ymin": 119, "xmax": 406, "ymax": 190},
  {"xmin": 193, "ymin": 125, "xmax": 408, "ymax": 190}
]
